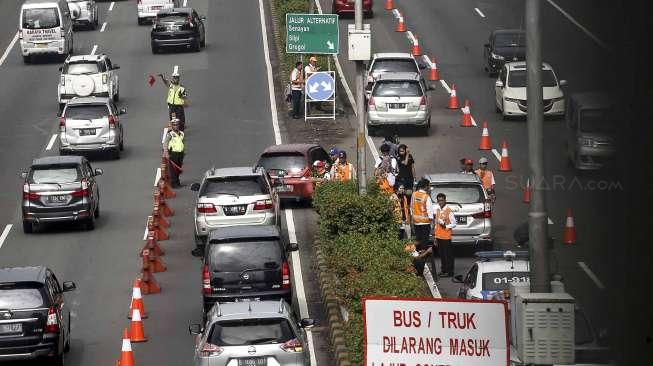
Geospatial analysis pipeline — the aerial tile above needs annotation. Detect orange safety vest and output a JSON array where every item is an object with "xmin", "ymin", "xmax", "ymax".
[
  {"xmin": 475, "ymin": 169, "xmax": 494, "ymax": 189},
  {"xmin": 434, "ymin": 206, "xmax": 453, "ymax": 240},
  {"xmin": 411, "ymin": 191, "xmax": 431, "ymax": 224},
  {"xmin": 334, "ymin": 163, "xmax": 353, "ymax": 181}
]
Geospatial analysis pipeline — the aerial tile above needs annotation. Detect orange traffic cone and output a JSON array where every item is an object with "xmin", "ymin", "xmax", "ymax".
[
  {"xmin": 396, "ymin": 16, "xmax": 406, "ymax": 32},
  {"xmin": 498, "ymin": 141, "xmax": 512, "ymax": 171},
  {"xmin": 411, "ymin": 36, "xmax": 421, "ymax": 56},
  {"xmin": 158, "ymin": 177, "xmax": 176, "ymax": 199},
  {"xmin": 148, "ymin": 215, "xmax": 168, "ymax": 241},
  {"xmin": 478, "ymin": 121, "xmax": 491, "ymax": 150},
  {"xmin": 447, "ymin": 84, "xmax": 459, "ymax": 109},
  {"xmin": 153, "ymin": 204, "xmax": 169, "ymax": 230},
  {"xmin": 154, "ymin": 189, "xmax": 174, "ymax": 217},
  {"xmin": 563, "ymin": 208, "xmax": 576, "ymax": 244},
  {"xmin": 119, "ymin": 328, "xmax": 135, "ymax": 366},
  {"xmin": 128, "ymin": 279, "xmax": 147, "ymax": 319},
  {"xmin": 385, "ymin": 0, "xmax": 393, "ymax": 10},
  {"xmin": 460, "ymin": 100, "xmax": 473, "ymax": 127},
  {"xmin": 523, "ymin": 178, "xmax": 531, "ymax": 203},
  {"xmin": 129, "ymin": 309, "xmax": 147, "ymax": 343},
  {"xmin": 142, "ymin": 247, "xmax": 166, "ymax": 273},
  {"xmin": 140, "ymin": 261, "xmax": 161, "ymax": 295},
  {"xmin": 142, "ymin": 231, "xmax": 165, "ymax": 257},
  {"xmin": 429, "ymin": 57, "xmax": 439, "ymax": 81}
]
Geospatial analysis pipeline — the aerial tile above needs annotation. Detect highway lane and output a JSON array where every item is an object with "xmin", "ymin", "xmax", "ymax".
[{"xmin": 0, "ymin": 0, "xmax": 333, "ymax": 365}]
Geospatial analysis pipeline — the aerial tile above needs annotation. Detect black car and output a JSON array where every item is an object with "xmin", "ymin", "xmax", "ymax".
[
  {"xmin": 151, "ymin": 8, "xmax": 206, "ymax": 53},
  {"xmin": 0, "ymin": 266, "xmax": 76, "ymax": 365},
  {"xmin": 483, "ymin": 29, "xmax": 525, "ymax": 75},
  {"xmin": 202, "ymin": 225, "xmax": 298, "ymax": 312}
]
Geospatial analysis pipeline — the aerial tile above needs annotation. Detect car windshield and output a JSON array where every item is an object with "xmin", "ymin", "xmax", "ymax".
[
  {"xmin": 370, "ymin": 59, "xmax": 418, "ymax": 74},
  {"xmin": 64, "ymin": 62, "xmax": 100, "ymax": 75},
  {"xmin": 430, "ymin": 183, "xmax": 484, "ymax": 204},
  {"xmin": 64, "ymin": 105, "xmax": 109, "ymax": 119},
  {"xmin": 29, "ymin": 165, "xmax": 80, "ymax": 184},
  {"xmin": 373, "ymin": 81, "xmax": 423, "ymax": 97},
  {"xmin": 22, "ymin": 8, "xmax": 60, "ymax": 29},
  {"xmin": 209, "ymin": 242, "xmax": 281, "ymax": 273},
  {"xmin": 201, "ymin": 177, "xmax": 267, "ymax": 196},
  {"xmin": 495, "ymin": 33, "xmax": 525, "ymax": 47},
  {"xmin": 508, "ymin": 69, "xmax": 558, "ymax": 88},
  {"xmin": 0, "ymin": 284, "xmax": 45, "ymax": 309},
  {"xmin": 579, "ymin": 109, "xmax": 616, "ymax": 133},
  {"xmin": 482, "ymin": 272, "xmax": 530, "ymax": 291},
  {"xmin": 209, "ymin": 318, "xmax": 295, "ymax": 346},
  {"xmin": 258, "ymin": 153, "xmax": 306, "ymax": 174}
]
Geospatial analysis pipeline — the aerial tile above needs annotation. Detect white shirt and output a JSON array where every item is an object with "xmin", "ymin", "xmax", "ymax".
[
  {"xmin": 304, "ymin": 64, "xmax": 318, "ymax": 78},
  {"xmin": 290, "ymin": 68, "xmax": 303, "ymax": 91},
  {"xmin": 435, "ymin": 204, "xmax": 457, "ymax": 229}
]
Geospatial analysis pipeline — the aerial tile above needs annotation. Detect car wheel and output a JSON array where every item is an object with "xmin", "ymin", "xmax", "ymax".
[
  {"xmin": 501, "ymin": 102, "xmax": 508, "ymax": 120},
  {"xmin": 52, "ymin": 352, "xmax": 64, "ymax": 366},
  {"xmin": 64, "ymin": 313, "xmax": 70, "ymax": 352},
  {"xmin": 138, "ymin": 18, "xmax": 144, "ymax": 25},
  {"xmin": 192, "ymin": 38, "xmax": 201, "ymax": 52},
  {"xmin": 421, "ymin": 123, "xmax": 430, "ymax": 136},
  {"xmin": 22, "ymin": 55, "xmax": 31, "ymax": 64},
  {"xmin": 495, "ymin": 104, "xmax": 501, "ymax": 113},
  {"xmin": 94, "ymin": 202, "xmax": 100, "ymax": 219},
  {"xmin": 200, "ymin": 34, "xmax": 206, "ymax": 48},
  {"xmin": 111, "ymin": 148, "xmax": 120, "ymax": 160},
  {"xmin": 59, "ymin": 103, "xmax": 65, "ymax": 113},
  {"xmin": 113, "ymin": 88, "xmax": 119, "ymax": 102},
  {"xmin": 367, "ymin": 125, "xmax": 377, "ymax": 136},
  {"xmin": 22, "ymin": 221, "xmax": 33, "ymax": 234},
  {"xmin": 151, "ymin": 45, "xmax": 159, "ymax": 54},
  {"xmin": 85, "ymin": 216, "xmax": 95, "ymax": 231}
]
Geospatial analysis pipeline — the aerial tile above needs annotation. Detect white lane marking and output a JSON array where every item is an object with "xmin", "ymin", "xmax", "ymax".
[
  {"xmin": 491, "ymin": 148, "xmax": 501, "ymax": 162},
  {"xmin": 142, "ymin": 219, "xmax": 148, "ymax": 240},
  {"xmin": 423, "ymin": 265, "xmax": 441, "ymax": 298},
  {"xmin": 474, "ymin": 7, "xmax": 486, "ymax": 18},
  {"xmin": 548, "ymin": 217, "xmax": 554, "ymax": 225},
  {"xmin": 0, "ymin": 32, "xmax": 19, "ymax": 67},
  {"xmin": 0, "ymin": 225, "xmax": 12, "ymax": 249},
  {"xmin": 439, "ymin": 79, "xmax": 451, "ymax": 94},
  {"xmin": 578, "ymin": 261, "xmax": 605, "ymax": 290},
  {"xmin": 421, "ymin": 54, "xmax": 433, "ymax": 68},
  {"xmin": 545, "ymin": 0, "xmax": 610, "ymax": 51},
  {"xmin": 406, "ymin": 30, "xmax": 416, "ymax": 44},
  {"xmin": 392, "ymin": 9, "xmax": 401, "ymax": 18},
  {"xmin": 183, "ymin": 0, "xmax": 188, "ymax": 6},
  {"xmin": 162, "ymin": 127, "xmax": 168, "ymax": 144},
  {"xmin": 100, "ymin": 22, "xmax": 107, "ymax": 32},
  {"xmin": 90, "ymin": 45, "xmax": 98, "ymax": 55},
  {"xmin": 45, "ymin": 134, "xmax": 58, "ymax": 151},
  {"xmin": 108, "ymin": 2, "xmax": 115, "ymax": 11},
  {"xmin": 258, "ymin": 0, "xmax": 282, "ymax": 145},
  {"xmin": 154, "ymin": 168, "xmax": 161, "ymax": 187},
  {"xmin": 470, "ymin": 116, "xmax": 478, "ymax": 127},
  {"xmin": 173, "ymin": 65, "xmax": 179, "ymax": 76}
]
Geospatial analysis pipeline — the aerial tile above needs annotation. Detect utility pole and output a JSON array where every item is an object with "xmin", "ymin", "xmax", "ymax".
[
  {"xmin": 525, "ymin": 0, "xmax": 550, "ymax": 293},
  {"xmin": 308, "ymin": 0, "xmax": 314, "ymax": 14},
  {"xmin": 355, "ymin": 0, "xmax": 367, "ymax": 194}
]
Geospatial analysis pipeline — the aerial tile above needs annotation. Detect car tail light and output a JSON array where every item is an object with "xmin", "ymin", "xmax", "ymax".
[
  {"xmin": 45, "ymin": 307, "xmax": 59, "ymax": 333},
  {"xmin": 419, "ymin": 96, "xmax": 427, "ymax": 111},
  {"xmin": 108, "ymin": 115, "xmax": 116, "ymax": 129},
  {"xmin": 254, "ymin": 200, "xmax": 273, "ymax": 211},
  {"xmin": 72, "ymin": 178, "xmax": 89, "ymax": 198},
  {"xmin": 102, "ymin": 74, "xmax": 108, "ymax": 84},
  {"xmin": 282, "ymin": 261, "xmax": 290, "ymax": 289},
  {"xmin": 472, "ymin": 203, "xmax": 492, "ymax": 219},
  {"xmin": 202, "ymin": 265, "xmax": 211, "ymax": 295},
  {"xmin": 368, "ymin": 96, "xmax": 376, "ymax": 111},
  {"xmin": 23, "ymin": 183, "xmax": 39, "ymax": 200},
  {"xmin": 59, "ymin": 117, "xmax": 66, "ymax": 132},
  {"xmin": 280, "ymin": 338, "xmax": 304, "ymax": 353},
  {"xmin": 200, "ymin": 343, "xmax": 223, "ymax": 357},
  {"xmin": 60, "ymin": 75, "xmax": 65, "ymax": 86},
  {"xmin": 196, "ymin": 203, "xmax": 217, "ymax": 214}
]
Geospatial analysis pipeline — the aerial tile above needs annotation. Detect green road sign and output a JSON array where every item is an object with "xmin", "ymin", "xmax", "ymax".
[{"xmin": 286, "ymin": 13, "xmax": 339, "ymax": 55}]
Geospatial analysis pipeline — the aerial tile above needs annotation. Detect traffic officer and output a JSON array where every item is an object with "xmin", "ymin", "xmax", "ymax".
[
  {"xmin": 163, "ymin": 119, "xmax": 185, "ymax": 188},
  {"xmin": 330, "ymin": 151, "xmax": 356, "ymax": 182},
  {"xmin": 159, "ymin": 69, "xmax": 188, "ymax": 130},
  {"xmin": 434, "ymin": 193, "xmax": 457, "ymax": 277},
  {"xmin": 460, "ymin": 158, "xmax": 475, "ymax": 174},
  {"xmin": 410, "ymin": 178, "xmax": 437, "ymax": 278},
  {"xmin": 328, "ymin": 147, "xmax": 340, "ymax": 165},
  {"xmin": 304, "ymin": 56, "xmax": 320, "ymax": 78},
  {"xmin": 475, "ymin": 157, "xmax": 496, "ymax": 190}
]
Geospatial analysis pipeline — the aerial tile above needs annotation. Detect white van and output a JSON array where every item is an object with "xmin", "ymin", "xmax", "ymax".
[{"xmin": 19, "ymin": 0, "xmax": 78, "ymax": 63}]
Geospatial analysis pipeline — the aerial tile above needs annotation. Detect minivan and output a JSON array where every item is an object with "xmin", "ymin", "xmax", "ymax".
[
  {"xmin": 202, "ymin": 226, "xmax": 297, "ymax": 312},
  {"xmin": 19, "ymin": 0, "xmax": 77, "ymax": 63}
]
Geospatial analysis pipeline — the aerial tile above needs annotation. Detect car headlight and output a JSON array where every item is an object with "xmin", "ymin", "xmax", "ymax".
[
  {"xmin": 578, "ymin": 138, "xmax": 595, "ymax": 147},
  {"xmin": 491, "ymin": 52, "xmax": 505, "ymax": 60},
  {"xmin": 60, "ymin": 76, "xmax": 65, "ymax": 86},
  {"xmin": 504, "ymin": 97, "xmax": 520, "ymax": 103}
]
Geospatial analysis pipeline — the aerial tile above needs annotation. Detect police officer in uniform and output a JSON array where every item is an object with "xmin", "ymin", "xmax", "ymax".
[
  {"xmin": 163, "ymin": 119, "xmax": 185, "ymax": 188},
  {"xmin": 159, "ymin": 69, "xmax": 188, "ymax": 130}
]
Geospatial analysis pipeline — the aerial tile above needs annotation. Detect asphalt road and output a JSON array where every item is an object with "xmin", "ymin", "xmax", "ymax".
[{"xmin": 0, "ymin": 1, "xmax": 333, "ymax": 365}]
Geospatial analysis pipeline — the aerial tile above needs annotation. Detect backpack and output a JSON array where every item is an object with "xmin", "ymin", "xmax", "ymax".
[{"xmin": 376, "ymin": 155, "xmax": 396, "ymax": 177}]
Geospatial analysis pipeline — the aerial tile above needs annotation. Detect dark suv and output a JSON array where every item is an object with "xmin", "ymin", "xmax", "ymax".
[
  {"xmin": 202, "ymin": 226, "xmax": 298, "ymax": 312},
  {"xmin": 22, "ymin": 156, "xmax": 102, "ymax": 233},
  {"xmin": 483, "ymin": 29, "xmax": 525, "ymax": 76},
  {"xmin": 151, "ymin": 8, "xmax": 206, "ymax": 53},
  {"xmin": 0, "ymin": 266, "xmax": 76, "ymax": 365}
]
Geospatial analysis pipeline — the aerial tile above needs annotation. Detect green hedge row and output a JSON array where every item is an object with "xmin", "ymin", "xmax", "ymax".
[{"xmin": 312, "ymin": 181, "xmax": 429, "ymax": 365}]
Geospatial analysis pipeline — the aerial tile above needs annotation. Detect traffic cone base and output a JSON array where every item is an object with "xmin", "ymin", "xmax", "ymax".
[
  {"xmin": 130, "ymin": 309, "xmax": 147, "ymax": 343},
  {"xmin": 478, "ymin": 121, "xmax": 492, "ymax": 150},
  {"xmin": 411, "ymin": 41, "xmax": 421, "ymax": 57},
  {"xmin": 563, "ymin": 209, "xmax": 576, "ymax": 244},
  {"xmin": 142, "ymin": 248, "xmax": 167, "ymax": 273},
  {"xmin": 119, "ymin": 328, "xmax": 135, "ymax": 366},
  {"xmin": 429, "ymin": 58, "xmax": 439, "ymax": 81},
  {"xmin": 159, "ymin": 178, "xmax": 176, "ymax": 199},
  {"xmin": 142, "ymin": 233, "xmax": 165, "ymax": 257},
  {"xmin": 460, "ymin": 100, "xmax": 473, "ymax": 127},
  {"xmin": 447, "ymin": 84, "xmax": 459, "ymax": 109},
  {"xmin": 140, "ymin": 267, "xmax": 161, "ymax": 295},
  {"xmin": 498, "ymin": 141, "xmax": 512, "ymax": 172},
  {"xmin": 153, "ymin": 205, "xmax": 169, "ymax": 229}
]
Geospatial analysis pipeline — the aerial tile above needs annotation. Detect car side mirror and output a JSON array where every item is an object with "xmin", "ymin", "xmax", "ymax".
[
  {"xmin": 190, "ymin": 183, "xmax": 200, "ymax": 191},
  {"xmin": 484, "ymin": 43, "xmax": 490, "ymax": 48},
  {"xmin": 452, "ymin": 275, "xmax": 464, "ymax": 283},
  {"xmin": 119, "ymin": 108, "xmax": 127, "ymax": 115},
  {"xmin": 20, "ymin": 171, "xmax": 27, "ymax": 179},
  {"xmin": 495, "ymin": 80, "xmax": 504, "ymax": 88},
  {"xmin": 58, "ymin": 66, "xmax": 63, "ymax": 71},
  {"xmin": 188, "ymin": 323, "xmax": 203, "ymax": 335},
  {"xmin": 62, "ymin": 281, "xmax": 76, "ymax": 292},
  {"xmin": 558, "ymin": 79, "xmax": 567, "ymax": 86},
  {"xmin": 94, "ymin": 168, "xmax": 103, "ymax": 176},
  {"xmin": 288, "ymin": 242, "xmax": 299, "ymax": 252},
  {"xmin": 113, "ymin": 64, "xmax": 120, "ymax": 70},
  {"xmin": 300, "ymin": 318, "xmax": 315, "ymax": 329}
]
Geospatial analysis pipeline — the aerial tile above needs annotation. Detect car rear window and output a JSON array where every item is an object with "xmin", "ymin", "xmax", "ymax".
[
  {"xmin": 157, "ymin": 13, "xmax": 188, "ymax": 23},
  {"xmin": 482, "ymin": 272, "xmax": 530, "ymax": 291},
  {"xmin": 495, "ymin": 33, "xmax": 525, "ymax": 48},
  {"xmin": 371, "ymin": 59, "xmax": 418, "ymax": 74},
  {"xmin": 258, "ymin": 153, "xmax": 307, "ymax": 174},
  {"xmin": 63, "ymin": 62, "xmax": 102, "ymax": 75},
  {"xmin": 373, "ymin": 81, "xmax": 423, "ymax": 97},
  {"xmin": 579, "ymin": 109, "xmax": 616, "ymax": 133},
  {"xmin": 201, "ymin": 177, "xmax": 267, "ymax": 197},
  {"xmin": 0, "ymin": 284, "xmax": 46, "ymax": 309},
  {"xmin": 507, "ymin": 69, "xmax": 557, "ymax": 88},
  {"xmin": 22, "ymin": 8, "xmax": 60, "ymax": 29},
  {"xmin": 430, "ymin": 183, "xmax": 484, "ymax": 204},
  {"xmin": 29, "ymin": 165, "xmax": 81, "ymax": 184},
  {"xmin": 64, "ymin": 105, "xmax": 110, "ymax": 119},
  {"xmin": 209, "ymin": 318, "xmax": 295, "ymax": 346},
  {"xmin": 209, "ymin": 242, "xmax": 281, "ymax": 273}
]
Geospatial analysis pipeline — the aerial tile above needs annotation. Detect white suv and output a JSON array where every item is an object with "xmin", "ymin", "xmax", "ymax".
[
  {"xmin": 67, "ymin": 0, "xmax": 99, "ymax": 29},
  {"xmin": 495, "ymin": 61, "xmax": 566, "ymax": 120},
  {"xmin": 137, "ymin": 0, "xmax": 180, "ymax": 25},
  {"xmin": 58, "ymin": 54, "xmax": 120, "ymax": 110}
]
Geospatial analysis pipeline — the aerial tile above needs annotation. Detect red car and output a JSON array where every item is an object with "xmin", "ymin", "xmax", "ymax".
[
  {"xmin": 332, "ymin": 0, "xmax": 374, "ymax": 17},
  {"xmin": 257, "ymin": 144, "xmax": 331, "ymax": 201}
]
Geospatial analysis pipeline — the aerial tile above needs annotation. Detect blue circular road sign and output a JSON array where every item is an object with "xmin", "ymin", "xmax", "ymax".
[{"xmin": 305, "ymin": 72, "xmax": 335, "ymax": 101}]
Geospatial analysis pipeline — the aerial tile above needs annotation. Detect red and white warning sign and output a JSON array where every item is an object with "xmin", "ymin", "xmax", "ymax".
[{"xmin": 363, "ymin": 297, "xmax": 509, "ymax": 366}]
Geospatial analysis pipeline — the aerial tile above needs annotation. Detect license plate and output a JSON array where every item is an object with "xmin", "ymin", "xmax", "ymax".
[
  {"xmin": 456, "ymin": 216, "xmax": 467, "ymax": 224},
  {"xmin": 36, "ymin": 43, "xmax": 48, "ymax": 48},
  {"xmin": 0, "ymin": 323, "xmax": 22, "ymax": 334},
  {"xmin": 238, "ymin": 358, "xmax": 266, "ymax": 366},
  {"xmin": 387, "ymin": 103, "xmax": 406, "ymax": 109},
  {"xmin": 277, "ymin": 185, "xmax": 293, "ymax": 192},
  {"xmin": 48, "ymin": 195, "xmax": 68, "ymax": 203},
  {"xmin": 224, "ymin": 206, "xmax": 246, "ymax": 215},
  {"xmin": 79, "ymin": 128, "xmax": 96, "ymax": 136},
  {"xmin": 151, "ymin": 5, "xmax": 162, "ymax": 9}
]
